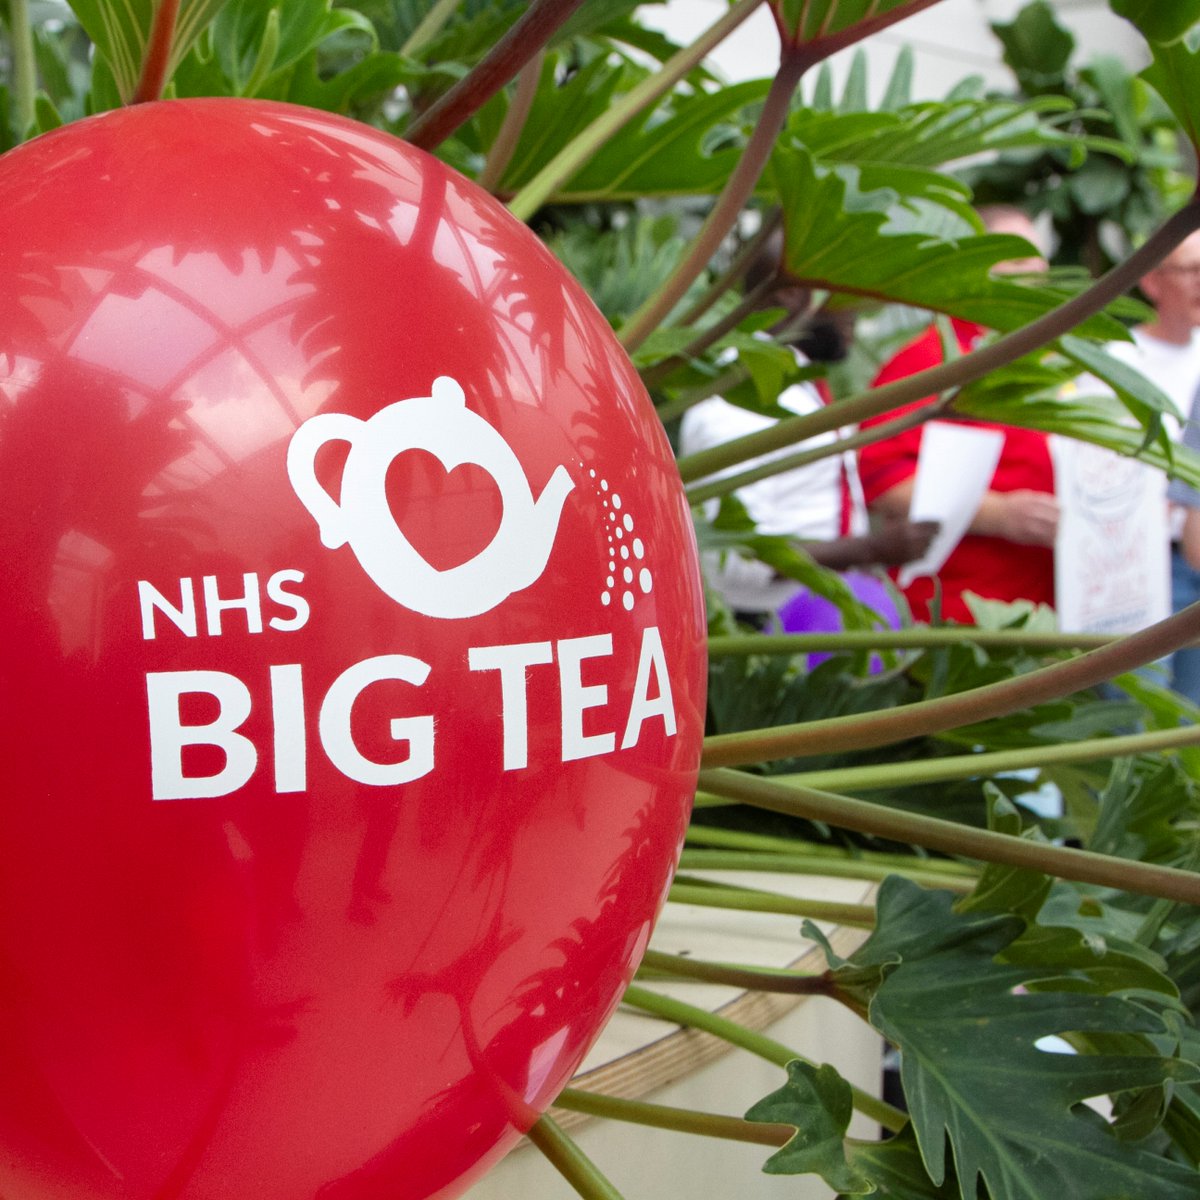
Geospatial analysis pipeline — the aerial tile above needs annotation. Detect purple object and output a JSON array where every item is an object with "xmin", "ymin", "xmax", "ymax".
[{"xmin": 777, "ymin": 571, "xmax": 901, "ymax": 672}]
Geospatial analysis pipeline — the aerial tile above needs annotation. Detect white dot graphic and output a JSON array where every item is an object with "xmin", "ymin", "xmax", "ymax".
[{"xmin": 593, "ymin": 476, "xmax": 654, "ymax": 617}]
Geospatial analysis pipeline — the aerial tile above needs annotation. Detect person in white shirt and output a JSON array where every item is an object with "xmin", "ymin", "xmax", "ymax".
[
  {"xmin": 680, "ymin": 246, "xmax": 937, "ymax": 621},
  {"xmin": 1110, "ymin": 232, "xmax": 1200, "ymax": 699}
]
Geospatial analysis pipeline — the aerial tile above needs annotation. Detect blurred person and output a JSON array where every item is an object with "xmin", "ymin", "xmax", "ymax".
[
  {"xmin": 1107, "ymin": 232, "xmax": 1200, "ymax": 698},
  {"xmin": 680, "ymin": 238, "xmax": 937, "ymax": 624},
  {"xmin": 858, "ymin": 206, "xmax": 1058, "ymax": 623}
]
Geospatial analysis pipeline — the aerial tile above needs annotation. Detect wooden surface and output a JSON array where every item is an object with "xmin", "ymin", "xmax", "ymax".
[{"xmin": 466, "ymin": 870, "xmax": 882, "ymax": 1199}]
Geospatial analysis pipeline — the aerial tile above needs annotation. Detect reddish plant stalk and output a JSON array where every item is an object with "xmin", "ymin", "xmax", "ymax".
[
  {"xmin": 407, "ymin": 0, "xmax": 587, "ymax": 151},
  {"xmin": 132, "ymin": 0, "xmax": 181, "ymax": 105},
  {"xmin": 703, "ymin": 600, "xmax": 1200, "ymax": 769}
]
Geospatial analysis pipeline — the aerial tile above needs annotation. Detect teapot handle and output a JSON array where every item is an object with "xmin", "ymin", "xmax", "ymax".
[{"xmin": 286, "ymin": 412, "xmax": 363, "ymax": 549}]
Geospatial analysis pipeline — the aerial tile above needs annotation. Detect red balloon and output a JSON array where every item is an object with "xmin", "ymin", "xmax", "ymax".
[{"xmin": 0, "ymin": 99, "xmax": 706, "ymax": 1199}]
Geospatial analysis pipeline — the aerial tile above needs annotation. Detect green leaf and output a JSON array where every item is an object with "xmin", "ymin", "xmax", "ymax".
[
  {"xmin": 787, "ymin": 94, "xmax": 1088, "ymax": 174},
  {"xmin": 65, "ymin": 0, "xmax": 232, "ymax": 101},
  {"xmin": 991, "ymin": 0, "xmax": 1074, "ymax": 92},
  {"xmin": 747, "ymin": 1061, "xmax": 873, "ymax": 1192},
  {"xmin": 488, "ymin": 51, "xmax": 630, "ymax": 190},
  {"xmin": 846, "ymin": 1125, "xmax": 964, "ymax": 1198},
  {"xmin": 281, "ymin": 46, "xmax": 414, "ymax": 115},
  {"xmin": 748, "ymin": 1061, "xmax": 962, "ymax": 1195},
  {"xmin": 773, "ymin": 147, "xmax": 1123, "ymax": 338},
  {"xmin": 537, "ymin": 78, "xmax": 770, "ymax": 202},
  {"xmin": 957, "ymin": 789, "xmax": 1054, "ymax": 920},
  {"xmin": 31, "ymin": 90, "xmax": 63, "ymax": 133},
  {"xmin": 697, "ymin": 500, "xmax": 888, "ymax": 637},
  {"xmin": 840, "ymin": 48, "xmax": 868, "ymax": 112},
  {"xmin": 957, "ymin": 384, "xmax": 1200, "ymax": 490},
  {"xmin": 1110, "ymin": 0, "xmax": 1200, "ymax": 45},
  {"xmin": 1066, "ymin": 154, "xmax": 1131, "ymax": 215},
  {"xmin": 1059, "ymin": 334, "xmax": 1183, "ymax": 427},
  {"xmin": 210, "ymin": 0, "xmax": 375, "ymax": 97},
  {"xmin": 836, "ymin": 877, "xmax": 1200, "ymax": 1200},
  {"xmin": 1089, "ymin": 757, "xmax": 1200, "ymax": 870},
  {"xmin": 771, "ymin": 1, "xmax": 937, "ymax": 49},
  {"xmin": 545, "ymin": 212, "xmax": 695, "ymax": 323},
  {"xmin": 1004, "ymin": 923, "xmax": 1184, "ymax": 1004},
  {"xmin": 1141, "ymin": 36, "xmax": 1200, "ymax": 153},
  {"xmin": 880, "ymin": 44, "xmax": 914, "ymax": 111}
]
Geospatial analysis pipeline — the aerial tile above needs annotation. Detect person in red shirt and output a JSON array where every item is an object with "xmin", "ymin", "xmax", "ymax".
[{"xmin": 858, "ymin": 209, "xmax": 1059, "ymax": 624}]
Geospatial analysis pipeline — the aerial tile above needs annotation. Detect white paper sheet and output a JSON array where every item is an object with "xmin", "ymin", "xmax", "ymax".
[
  {"xmin": 898, "ymin": 421, "xmax": 1005, "ymax": 588},
  {"xmin": 1051, "ymin": 436, "xmax": 1169, "ymax": 633}
]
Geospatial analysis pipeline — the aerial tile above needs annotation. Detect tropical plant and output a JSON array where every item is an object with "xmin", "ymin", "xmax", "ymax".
[
  {"xmin": 4, "ymin": 2, "xmax": 1200, "ymax": 1198},
  {"xmin": 965, "ymin": 0, "xmax": 1191, "ymax": 274}
]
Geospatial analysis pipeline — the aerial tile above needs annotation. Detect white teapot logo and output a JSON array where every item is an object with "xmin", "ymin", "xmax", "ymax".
[{"xmin": 287, "ymin": 376, "xmax": 574, "ymax": 619}]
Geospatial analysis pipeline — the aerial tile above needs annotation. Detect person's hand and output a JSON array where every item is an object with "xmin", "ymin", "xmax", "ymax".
[
  {"xmin": 866, "ymin": 516, "xmax": 940, "ymax": 566},
  {"xmin": 975, "ymin": 489, "xmax": 1059, "ymax": 546}
]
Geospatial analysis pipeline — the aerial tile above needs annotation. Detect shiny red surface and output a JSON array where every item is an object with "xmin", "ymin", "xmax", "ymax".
[{"xmin": 0, "ymin": 100, "xmax": 706, "ymax": 1200}]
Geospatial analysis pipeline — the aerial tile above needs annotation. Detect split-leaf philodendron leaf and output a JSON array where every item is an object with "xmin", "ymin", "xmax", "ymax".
[
  {"xmin": 826, "ymin": 877, "xmax": 1200, "ymax": 1200},
  {"xmin": 747, "ymin": 1060, "xmax": 960, "ymax": 1197}
]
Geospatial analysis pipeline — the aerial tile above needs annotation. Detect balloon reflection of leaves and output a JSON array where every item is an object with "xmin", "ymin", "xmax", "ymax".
[
  {"xmin": 1, "ymin": 106, "xmax": 333, "ymax": 277},
  {"xmin": 0, "ymin": 360, "xmax": 190, "ymax": 635},
  {"xmin": 515, "ymin": 799, "xmax": 666, "ymax": 1030},
  {"xmin": 288, "ymin": 155, "xmax": 512, "ymax": 412}
]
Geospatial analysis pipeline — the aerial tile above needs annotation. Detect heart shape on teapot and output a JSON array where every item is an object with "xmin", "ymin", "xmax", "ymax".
[{"xmin": 385, "ymin": 448, "xmax": 504, "ymax": 574}]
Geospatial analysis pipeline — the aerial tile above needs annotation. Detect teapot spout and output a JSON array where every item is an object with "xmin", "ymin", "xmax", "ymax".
[
  {"xmin": 536, "ymin": 465, "xmax": 575, "ymax": 521},
  {"xmin": 519, "ymin": 465, "xmax": 575, "ymax": 581}
]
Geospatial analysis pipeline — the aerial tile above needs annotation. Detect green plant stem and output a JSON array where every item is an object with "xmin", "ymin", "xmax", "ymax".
[
  {"xmin": 507, "ymin": 0, "xmax": 765, "ymax": 221},
  {"xmin": 640, "ymin": 277, "xmax": 778, "ymax": 389},
  {"xmin": 702, "ymin": 602, "xmax": 1200, "ymax": 767},
  {"xmin": 639, "ymin": 947, "xmax": 832, "ymax": 994},
  {"xmin": 697, "ymin": 768, "xmax": 1200, "ymax": 904},
  {"xmin": 399, "ymin": 0, "xmax": 462, "ymax": 58},
  {"xmin": 8, "ymin": 0, "xmax": 36, "ymax": 137},
  {"xmin": 776, "ymin": 723, "xmax": 1200, "ymax": 794},
  {"xmin": 407, "ymin": 0, "xmax": 586, "ymax": 151},
  {"xmin": 686, "ymin": 388, "xmax": 954, "ymax": 503},
  {"xmin": 621, "ymin": 984, "xmax": 907, "ymax": 1133},
  {"xmin": 672, "ymin": 210, "xmax": 783, "ymax": 330},
  {"xmin": 675, "ymin": 201, "xmax": 1200, "ymax": 483},
  {"xmin": 684, "ymin": 824, "xmax": 979, "ymax": 875},
  {"xmin": 706, "ymin": 629, "xmax": 1115, "ymax": 656},
  {"xmin": 678, "ymin": 848, "xmax": 975, "ymax": 893},
  {"xmin": 132, "ymin": 0, "xmax": 181, "ymax": 104},
  {"xmin": 555, "ymin": 1087, "xmax": 793, "ymax": 1147},
  {"xmin": 619, "ymin": 49, "xmax": 806, "ymax": 353},
  {"xmin": 526, "ymin": 1115, "xmax": 628, "ymax": 1200},
  {"xmin": 670, "ymin": 879, "xmax": 876, "ymax": 927},
  {"xmin": 478, "ymin": 49, "xmax": 543, "ymax": 192},
  {"xmin": 655, "ymin": 363, "xmax": 747, "ymax": 425}
]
